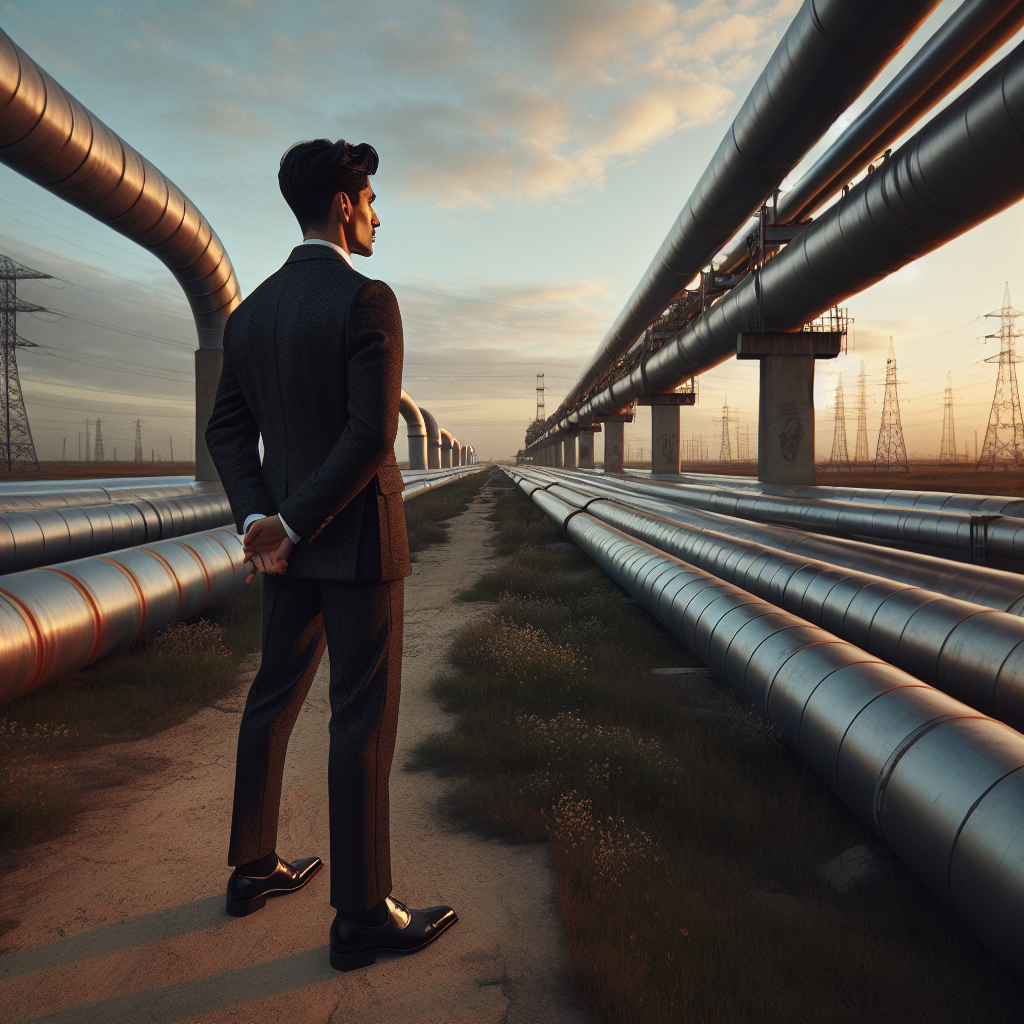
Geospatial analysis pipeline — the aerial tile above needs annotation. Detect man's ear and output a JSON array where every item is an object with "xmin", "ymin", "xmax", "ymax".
[{"xmin": 336, "ymin": 191, "xmax": 353, "ymax": 223}]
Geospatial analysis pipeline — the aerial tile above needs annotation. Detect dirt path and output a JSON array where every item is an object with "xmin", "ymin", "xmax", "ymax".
[{"xmin": 0, "ymin": 483, "xmax": 588, "ymax": 1024}]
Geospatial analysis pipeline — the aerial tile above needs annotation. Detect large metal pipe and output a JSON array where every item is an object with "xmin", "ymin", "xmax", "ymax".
[
  {"xmin": 0, "ymin": 492, "xmax": 233, "ymax": 575},
  {"xmin": 518, "ymin": 468, "xmax": 1024, "ymax": 730},
  {"xmin": 536, "ymin": 39, "xmax": 1024, "ymax": 447},
  {"xmin": 717, "ymin": 0, "xmax": 1024, "ymax": 273},
  {"xmin": 510, "ymin": 471, "xmax": 1024, "ymax": 977},
  {"xmin": 560, "ymin": 0, "xmax": 939, "ymax": 411},
  {"xmin": 0, "ymin": 29, "xmax": 242, "ymax": 481},
  {"xmin": 530, "ymin": 468, "xmax": 1024, "ymax": 613},
  {"xmin": 439, "ymin": 429, "xmax": 454, "ymax": 469},
  {"xmin": 419, "ymin": 408, "xmax": 442, "ymax": 470},
  {"xmin": 399, "ymin": 390, "xmax": 428, "ymax": 471},
  {"xmin": 0, "ymin": 476, "xmax": 220, "ymax": 513},
  {"xmin": 452, "ymin": 438, "xmax": 462, "ymax": 467},
  {"xmin": 0, "ymin": 467, "xmax": 486, "ymax": 704}
]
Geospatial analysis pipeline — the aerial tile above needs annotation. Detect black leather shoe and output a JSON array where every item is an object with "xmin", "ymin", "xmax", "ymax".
[
  {"xmin": 329, "ymin": 896, "xmax": 458, "ymax": 971},
  {"xmin": 225, "ymin": 855, "xmax": 323, "ymax": 917}
]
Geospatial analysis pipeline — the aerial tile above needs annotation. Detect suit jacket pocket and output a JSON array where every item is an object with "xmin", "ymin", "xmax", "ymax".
[{"xmin": 376, "ymin": 464, "xmax": 405, "ymax": 495}]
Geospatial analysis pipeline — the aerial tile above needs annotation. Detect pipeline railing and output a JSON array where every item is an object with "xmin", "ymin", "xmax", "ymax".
[
  {"xmin": 516, "ymin": 467, "xmax": 1024, "ymax": 731},
  {"xmin": 716, "ymin": 0, "xmax": 1024, "ymax": 274},
  {"xmin": 561, "ymin": 0, "xmax": 940, "ymax": 410},
  {"xmin": 535, "ymin": 37, "xmax": 1024, "ymax": 448},
  {"xmin": 0, "ymin": 466, "xmax": 487, "ymax": 705},
  {"xmin": 509, "ymin": 470, "xmax": 1024, "ymax": 977}
]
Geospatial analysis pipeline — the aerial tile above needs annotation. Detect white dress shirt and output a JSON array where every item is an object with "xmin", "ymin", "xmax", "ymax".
[{"xmin": 242, "ymin": 238, "xmax": 355, "ymax": 543}]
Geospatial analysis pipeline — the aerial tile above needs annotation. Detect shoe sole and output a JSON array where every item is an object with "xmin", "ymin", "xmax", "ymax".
[
  {"xmin": 329, "ymin": 913, "xmax": 458, "ymax": 972},
  {"xmin": 225, "ymin": 861, "xmax": 323, "ymax": 918}
]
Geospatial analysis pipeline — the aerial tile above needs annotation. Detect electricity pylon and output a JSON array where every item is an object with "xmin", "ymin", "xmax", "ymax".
[
  {"xmin": 874, "ymin": 338, "xmax": 909, "ymax": 472},
  {"xmin": 939, "ymin": 371, "xmax": 957, "ymax": 464},
  {"xmin": 94, "ymin": 418, "xmax": 104, "ymax": 462},
  {"xmin": 854, "ymin": 360, "xmax": 869, "ymax": 463},
  {"xmin": 719, "ymin": 401, "xmax": 733, "ymax": 462},
  {"xmin": 134, "ymin": 419, "xmax": 144, "ymax": 463},
  {"xmin": 977, "ymin": 282, "xmax": 1024, "ymax": 469},
  {"xmin": 828, "ymin": 374, "xmax": 850, "ymax": 470},
  {"xmin": 0, "ymin": 254, "xmax": 48, "ymax": 471}
]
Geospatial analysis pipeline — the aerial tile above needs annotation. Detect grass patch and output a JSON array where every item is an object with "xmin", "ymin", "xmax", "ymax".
[
  {"xmin": 404, "ymin": 469, "xmax": 493, "ymax": 554},
  {"xmin": 410, "ymin": 476, "xmax": 1023, "ymax": 1023},
  {"xmin": 0, "ymin": 580, "xmax": 264, "ymax": 854}
]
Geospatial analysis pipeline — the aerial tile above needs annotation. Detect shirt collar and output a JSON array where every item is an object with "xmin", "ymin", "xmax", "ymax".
[{"xmin": 300, "ymin": 237, "xmax": 353, "ymax": 268}]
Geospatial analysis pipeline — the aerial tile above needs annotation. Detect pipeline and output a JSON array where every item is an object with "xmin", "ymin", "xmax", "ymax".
[
  {"xmin": 419, "ymin": 408, "xmax": 442, "ymax": 471},
  {"xmin": 537, "ymin": 467, "xmax": 1024, "ymax": 567},
  {"xmin": 509, "ymin": 470, "xmax": 1024, "ymax": 977},
  {"xmin": 0, "ymin": 492, "xmax": 233, "ymax": 575},
  {"xmin": 537, "ymin": 38, "xmax": 1024, "ymax": 448},
  {"xmin": 716, "ymin": 0, "xmax": 1024, "ymax": 273},
  {"xmin": 0, "ymin": 476, "xmax": 219, "ymax": 513},
  {"xmin": 399, "ymin": 390, "xmax": 428, "ymax": 471},
  {"xmin": 516, "ymin": 467, "xmax": 1024, "ymax": 731},
  {"xmin": 561, "ymin": 0, "xmax": 940, "ymax": 410}
]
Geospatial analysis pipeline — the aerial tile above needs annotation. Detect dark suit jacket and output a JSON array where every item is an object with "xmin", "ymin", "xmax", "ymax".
[{"xmin": 205, "ymin": 245, "xmax": 411, "ymax": 582}]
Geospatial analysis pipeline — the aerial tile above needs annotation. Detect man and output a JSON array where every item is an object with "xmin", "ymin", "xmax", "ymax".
[{"xmin": 205, "ymin": 138, "xmax": 457, "ymax": 972}]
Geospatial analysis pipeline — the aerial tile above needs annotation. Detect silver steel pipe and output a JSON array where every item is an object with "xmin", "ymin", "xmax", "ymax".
[
  {"xmin": 400, "ymin": 464, "xmax": 485, "ymax": 502},
  {"xmin": 717, "ymin": 0, "xmax": 1024, "ymax": 273},
  {"xmin": 529, "ymin": 468, "xmax": 1024, "ymax": 613},
  {"xmin": 399, "ymin": 390, "xmax": 428, "ymax": 471},
  {"xmin": 560, "ymin": 0, "xmax": 939, "ymax": 411},
  {"xmin": 0, "ymin": 29, "xmax": 243, "ymax": 480},
  {"xmin": 536, "ymin": 38, "xmax": 1024, "ymax": 447},
  {"xmin": 0, "ymin": 477, "xmax": 220, "ymax": 514},
  {"xmin": 419, "ymin": 408, "xmax": 442, "ymax": 471},
  {"xmin": 0, "ymin": 526, "xmax": 249, "ymax": 705},
  {"xmin": 517, "ymin": 467, "xmax": 1024, "ymax": 730},
  {"xmin": 452, "ymin": 438, "xmax": 462, "ymax": 467},
  {"xmin": 0, "ymin": 491, "xmax": 233, "ymax": 575},
  {"xmin": 510, "ymin": 471, "xmax": 1024, "ymax": 976},
  {"xmin": 439, "ymin": 429, "xmax": 454, "ymax": 469},
  {"xmin": 542, "ymin": 467, "xmax": 1024, "ymax": 566}
]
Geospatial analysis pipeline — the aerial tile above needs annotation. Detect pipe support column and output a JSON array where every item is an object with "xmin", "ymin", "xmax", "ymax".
[
  {"xmin": 563, "ymin": 433, "xmax": 578, "ymax": 470},
  {"xmin": 603, "ymin": 421, "xmax": 624, "ymax": 473},
  {"xmin": 758, "ymin": 355, "xmax": 815, "ymax": 486},
  {"xmin": 578, "ymin": 429, "xmax": 597, "ymax": 469},
  {"xmin": 651, "ymin": 405, "xmax": 681, "ymax": 475}
]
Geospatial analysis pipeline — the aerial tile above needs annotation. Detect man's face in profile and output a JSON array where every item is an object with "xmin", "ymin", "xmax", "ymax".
[{"xmin": 344, "ymin": 183, "xmax": 379, "ymax": 257}]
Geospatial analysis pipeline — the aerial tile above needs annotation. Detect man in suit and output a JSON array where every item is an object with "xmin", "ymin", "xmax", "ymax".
[{"xmin": 205, "ymin": 138, "xmax": 456, "ymax": 972}]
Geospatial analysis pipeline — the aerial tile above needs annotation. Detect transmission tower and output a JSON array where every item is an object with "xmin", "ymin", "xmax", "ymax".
[
  {"xmin": 134, "ymin": 419, "xmax": 144, "ymax": 463},
  {"xmin": 0, "ymin": 254, "xmax": 48, "ymax": 471},
  {"xmin": 535, "ymin": 373, "xmax": 546, "ymax": 422},
  {"xmin": 977, "ymin": 282, "xmax": 1024, "ymax": 469},
  {"xmin": 874, "ymin": 337, "xmax": 909, "ymax": 472},
  {"xmin": 854, "ymin": 360, "xmax": 869, "ymax": 463},
  {"xmin": 719, "ymin": 401, "xmax": 733, "ymax": 462},
  {"xmin": 939, "ymin": 371, "xmax": 958, "ymax": 464},
  {"xmin": 93, "ymin": 418, "xmax": 104, "ymax": 462},
  {"xmin": 828, "ymin": 374, "xmax": 850, "ymax": 470}
]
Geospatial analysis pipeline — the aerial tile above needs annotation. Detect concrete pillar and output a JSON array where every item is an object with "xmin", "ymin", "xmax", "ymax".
[
  {"xmin": 758, "ymin": 355, "xmax": 815, "ymax": 485},
  {"xmin": 563, "ymin": 433, "xmax": 577, "ymax": 469},
  {"xmin": 604, "ymin": 421, "xmax": 624, "ymax": 473},
  {"xmin": 578, "ymin": 431, "xmax": 596, "ymax": 469},
  {"xmin": 553, "ymin": 440, "xmax": 563, "ymax": 468},
  {"xmin": 194, "ymin": 348, "xmax": 224, "ymax": 483},
  {"xmin": 651, "ymin": 404, "xmax": 680, "ymax": 475}
]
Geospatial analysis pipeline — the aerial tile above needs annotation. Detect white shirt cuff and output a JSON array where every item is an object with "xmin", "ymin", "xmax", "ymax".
[{"xmin": 242, "ymin": 513, "xmax": 301, "ymax": 544}]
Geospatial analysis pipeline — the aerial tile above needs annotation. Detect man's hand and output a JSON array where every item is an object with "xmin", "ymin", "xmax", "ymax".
[{"xmin": 242, "ymin": 515, "xmax": 295, "ymax": 582}]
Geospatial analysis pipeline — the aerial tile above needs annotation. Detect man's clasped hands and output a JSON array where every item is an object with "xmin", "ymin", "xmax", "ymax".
[{"xmin": 242, "ymin": 515, "xmax": 295, "ymax": 582}]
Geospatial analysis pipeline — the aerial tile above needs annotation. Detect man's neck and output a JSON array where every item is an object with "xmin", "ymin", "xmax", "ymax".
[{"xmin": 301, "ymin": 236, "xmax": 353, "ymax": 268}]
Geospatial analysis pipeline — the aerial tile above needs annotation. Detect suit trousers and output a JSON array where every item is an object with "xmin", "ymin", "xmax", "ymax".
[{"xmin": 226, "ymin": 573, "xmax": 403, "ymax": 911}]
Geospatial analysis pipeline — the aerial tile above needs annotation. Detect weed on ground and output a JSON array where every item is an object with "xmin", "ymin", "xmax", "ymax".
[
  {"xmin": 404, "ymin": 469, "xmax": 492, "ymax": 553},
  {"xmin": 410, "ymin": 475, "xmax": 1023, "ymax": 1023}
]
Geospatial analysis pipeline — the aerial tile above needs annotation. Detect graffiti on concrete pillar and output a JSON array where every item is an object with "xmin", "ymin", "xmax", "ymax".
[{"xmin": 777, "ymin": 400, "xmax": 803, "ymax": 463}]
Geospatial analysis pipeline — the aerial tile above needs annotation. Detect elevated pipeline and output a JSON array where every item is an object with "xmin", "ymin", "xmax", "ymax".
[
  {"xmin": 515, "ymin": 468, "xmax": 1024, "ymax": 731},
  {"xmin": 510, "ymin": 470, "xmax": 1024, "ymax": 977},
  {"xmin": 562, "ymin": 0, "xmax": 939, "ymax": 410},
  {"xmin": 716, "ymin": 0, "xmax": 1024, "ymax": 274},
  {"xmin": 536, "ymin": 39, "xmax": 1024, "ymax": 448}
]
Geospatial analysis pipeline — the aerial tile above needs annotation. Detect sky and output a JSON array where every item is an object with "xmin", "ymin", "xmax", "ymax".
[{"xmin": 1, "ymin": 0, "xmax": 1023, "ymax": 465}]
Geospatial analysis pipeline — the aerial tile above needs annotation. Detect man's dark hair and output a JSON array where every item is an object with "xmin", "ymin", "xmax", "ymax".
[{"xmin": 278, "ymin": 139, "xmax": 379, "ymax": 231}]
